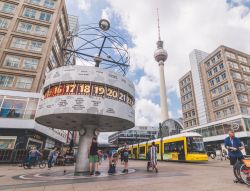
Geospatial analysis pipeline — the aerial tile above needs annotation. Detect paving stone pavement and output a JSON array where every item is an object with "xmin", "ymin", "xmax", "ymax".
[{"xmin": 0, "ymin": 159, "xmax": 249, "ymax": 191}]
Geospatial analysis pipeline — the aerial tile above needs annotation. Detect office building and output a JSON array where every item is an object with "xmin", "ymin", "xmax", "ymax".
[
  {"xmin": 179, "ymin": 45, "xmax": 250, "ymax": 154},
  {"xmin": 0, "ymin": 0, "xmax": 71, "ymax": 155}
]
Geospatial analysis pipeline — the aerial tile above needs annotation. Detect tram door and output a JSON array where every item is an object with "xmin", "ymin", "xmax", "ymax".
[
  {"xmin": 133, "ymin": 148, "xmax": 137, "ymax": 159},
  {"xmin": 176, "ymin": 141, "xmax": 185, "ymax": 161}
]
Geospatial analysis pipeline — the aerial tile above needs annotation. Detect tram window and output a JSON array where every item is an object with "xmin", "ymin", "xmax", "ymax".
[
  {"xmin": 139, "ymin": 146, "xmax": 145, "ymax": 154},
  {"xmin": 164, "ymin": 141, "xmax": 184, "ymax": 153},
  {"xmin": 187, "ymin": 137, "xmax": 206, "ymax": 153},
  {"xmin": 133, "ymin": 148, "xmax": 137, "ymax": 154},
  {"xmin": 156, "ymin": 144, "xmax": 159, "ymax": 153}
]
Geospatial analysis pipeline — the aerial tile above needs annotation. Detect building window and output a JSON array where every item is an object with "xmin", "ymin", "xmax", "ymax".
[
  {"xmin": 49, "ymin": 52, "xmax": 57, "ymax": 68},
  {"xmin": 15, "ymin": 77, "xmax": 33, "ymax": 89},
  {"xmin": 17, "ymin": 22, "xmax": 33, "ymax": 33},
  {"xmin": 231, "ymin": 71, "xmax": 242, "ymax": 80},
  {"xmin": 53, "ymin": 38, "xmax": 60, "ymax": 53},
  {"xmin": 44, "ymin": 0, "xmax": 55, "ymax": 9},
  {"xmin": 213, "ymin": 67, "xmax": 218, "ymax": 73},
  {"xmin": 241, "ymin": 65, "xmax": 250, "ymax": 73},
  {"xmin": 225, "ymin": 51, "xmax": 236, "ymax": 59},
  {"xmin": 209, "ymin": 79, "xmax": 214, "ymax": 87},
  {"xmin": 224, "ymin": 83, "xmax": 230, "ymax": 91},
  {"xmin": 0, "ymin": 74, "xmax": 14, "ymax": 88},
  {"xmin": 0, "ymin": 34, "xmax": 4, "ymax": 45},
  {"xmin": 23, "ymin": 58, "xmax": 39, "ymax": 70},
  {"xmin": 235, "ymin": 83, "xmax": 245, "ymax": 91},
  {"xmin": 215, "ymin": 76, "xmax": 220, "ymax": 83},
  {"xmin": 237, "ymin": 94, "xmax": 248, "ymax": 102},
  {"xmin": 228, "ymin": 61, "xmax": 239, "ymax": 69},
  {"xmin": 11, "ymin": 38, "xmax": 28, "ymax": 49},
  {"xmin": 0, "ymin": 17, "xmax": 10, "ymax": 29},
  {"xmin": 23, "ymin": 8, "xmax": 37, "ymax": 19},
  {"xmin": 39, "ymin": 12, "xmax": 51, "ymax": 22},
  {"xmin": 29, "ymin": 41, "xmax": 43, "ymax": 52},
  {"xmin": 207, "ymin": 70, "xmax": 212, "ymax": 77},
  {"xmin": 238, "ymin": 55, "xmax": 247, "ymax": 63},
  {"xmin": 1, "ymin": 3, "xmax": 16, "ymax": 14},
  {"xmin": 34, "ymin": 25, "xmax": 48, "ymax": 36},
  {"xmin": 219, "ymin": 63, "xmax": 224, "ymax": 69},
  {"xmin": 17, "ymin": 22, "xmax": 49, "ymax": 37},
  {"xmin": 29, "ymin": 0, "xmax": 41, "ymax": 5},
  {"xmin": 4, "ymin": 55, "xmax": 21, "ymax": 68},
  {"xmin": 221, "ymin": 72, "xmax": 226, "ymax": 80}
]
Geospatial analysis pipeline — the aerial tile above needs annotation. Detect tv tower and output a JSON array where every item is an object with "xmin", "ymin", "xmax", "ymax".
[{"xmin": 154, "ymin": 9, "xmax": 169, "ymax": 122}]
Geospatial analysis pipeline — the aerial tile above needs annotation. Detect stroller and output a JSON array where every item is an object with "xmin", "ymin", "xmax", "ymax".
[
  {"xmin": 108, "ymin": 151, "xmax": 118, "ymax": 174},
  {"xmin": 146, "ymin": 152, "xmax": 158, "ymax": 173}
]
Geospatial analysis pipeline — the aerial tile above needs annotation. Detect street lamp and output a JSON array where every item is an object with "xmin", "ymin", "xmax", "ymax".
[{"xmin": 159, "ymin": 122, "xmax": 163, "ymax": 160}]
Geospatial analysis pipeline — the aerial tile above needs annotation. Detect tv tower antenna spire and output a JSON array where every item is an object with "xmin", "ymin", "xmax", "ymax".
[{"xmin": 157, "ymin": 8, "xmax": 161, "ymax": 41}]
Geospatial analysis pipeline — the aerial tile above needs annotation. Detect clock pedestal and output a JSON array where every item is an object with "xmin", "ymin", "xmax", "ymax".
[{"xmin": 75, "ymin": 128, "xmax": 95, "ymax": 175}]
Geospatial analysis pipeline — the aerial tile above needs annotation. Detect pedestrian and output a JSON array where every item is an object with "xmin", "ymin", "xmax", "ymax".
[
  {"xmin": 122, "ymin": 143, "xmax": 129, "ymax": 173},
  {"xmin": 224, "ymin": 130, "xmax": 244, "ymax": 166},
  {"xmin": 149, "ymin": 142, "xmax": 158, "ymax": 173},
  {"xmin": 48, "ymin": 147, "xmax": 58, "ymax": 169},
  {"xmin": 120, "ymin": 148, "xmax": 124, "ymax": 165},
  {"xmin": 89, "ymin": 137, "xmax": 100, "ymax": 175},
  {"xmin": 98, "ymin": 150, "xmax": 103, "ymax": 165},
  {"xmin": 28, "ymin": 147, "xmax": 42, "ymax": 168}
]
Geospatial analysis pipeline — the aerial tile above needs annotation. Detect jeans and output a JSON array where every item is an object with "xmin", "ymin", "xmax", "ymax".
[
  {"xmin": 28, "ymin": 156, "xmax": 36, "ymax": 167},
  {"xmin": 48, "ymin": 156, "xmax": 53, "ymax": 168}
]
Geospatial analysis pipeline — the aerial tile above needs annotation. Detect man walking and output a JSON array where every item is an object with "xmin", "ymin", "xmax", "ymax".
[
  {"xmin": 48, "ymin": 147, "xmax": 58, "ymax": 169},
  {"xmin": 224, "ymin": 130, "xmax": 244, "ymax": 166}
]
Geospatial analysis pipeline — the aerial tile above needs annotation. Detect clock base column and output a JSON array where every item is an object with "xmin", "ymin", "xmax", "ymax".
[{"xmin": 74, "ymin": 128, "xmax": 95, "ymax": 175}]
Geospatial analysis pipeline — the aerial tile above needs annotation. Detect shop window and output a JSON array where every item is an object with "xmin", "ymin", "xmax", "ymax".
[
  {"xmin": 0, "ymin": 137, "xmax": 16, "ymax": 149},
  {"xmin": 0, "ymin": 99, "xmax": 27, "ymax": 118}
]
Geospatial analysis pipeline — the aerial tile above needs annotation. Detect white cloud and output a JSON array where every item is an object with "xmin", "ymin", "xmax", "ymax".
[
  {"xmin": 135, "ymin": 75, "xmax": 159, "ymax": 99},
  {"xmin": 75, "ymin": 0, "xmax": 92, "ymax": 12},
  {"xmin": 101, "ymin": 7, "xmax": 113, "ymax": 20},
  {"xmin": 106, "ymin": 0, "xmax": 250, "ymax": 126},
  {"xmin": 135, "ymin": 98, "xmax": 161, "ymax": 126}
]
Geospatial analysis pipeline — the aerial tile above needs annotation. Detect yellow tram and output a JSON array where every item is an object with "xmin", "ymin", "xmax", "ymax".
[{"xmin": 123, "ymin": 132, "xmax": 208, "ymax": 162}]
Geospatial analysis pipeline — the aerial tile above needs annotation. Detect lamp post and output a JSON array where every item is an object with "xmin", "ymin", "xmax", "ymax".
[{"xmin": 159, "ymin": 122, "xmax": 163, "ymax": 160}]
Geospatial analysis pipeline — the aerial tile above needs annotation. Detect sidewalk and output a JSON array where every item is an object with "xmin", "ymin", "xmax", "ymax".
[{"xmin": 0, "ymin": 160, "xmax": 249, "ymax": 191}]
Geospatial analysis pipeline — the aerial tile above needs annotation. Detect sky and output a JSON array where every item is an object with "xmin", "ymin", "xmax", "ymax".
[{"xmin": 65, "ymin": 0, "xmax": 250, "ymax": 143}]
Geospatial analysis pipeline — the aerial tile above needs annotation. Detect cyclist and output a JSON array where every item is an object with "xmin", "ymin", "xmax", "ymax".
[
  {"xmin": 28, "ymin": 147, "xmax": 42, "ymax": 168},
  {"xmin": 224, "ymin": 130, "xmax": 244, "ymax": 166}
]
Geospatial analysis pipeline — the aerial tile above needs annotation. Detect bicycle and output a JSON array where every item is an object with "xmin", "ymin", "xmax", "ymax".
[
  {"xmin": 23, "ymin": 157, "xmax": 47, "ymax": 169},
  {"xmin": 233, "ymin": 155, "xmax": 250, "ymax": 186}
]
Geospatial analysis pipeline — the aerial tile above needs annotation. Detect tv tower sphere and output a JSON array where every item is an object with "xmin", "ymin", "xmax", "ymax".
[{"xmin": 154, "ymin": 40, "xmax": 168, "ymax": 63}]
